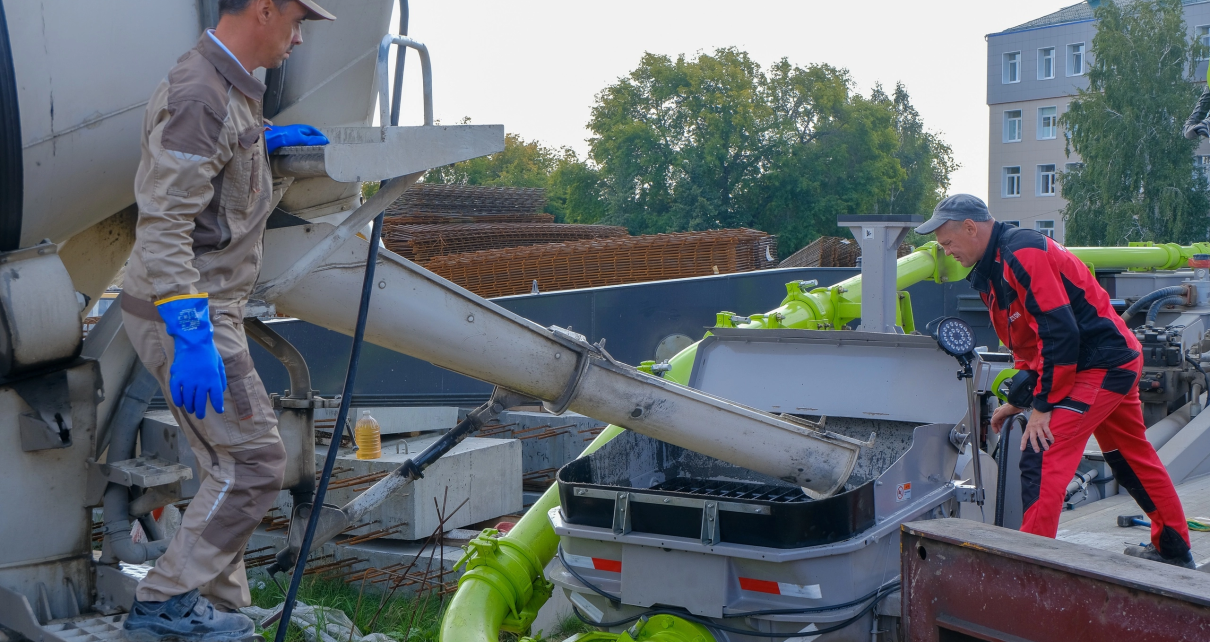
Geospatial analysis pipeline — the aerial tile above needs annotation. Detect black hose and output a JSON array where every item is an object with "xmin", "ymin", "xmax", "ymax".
[
  {"xmin": 1122, "ymin": 286, "xmax": 1186, "ymax": 323},
  {"xmin": 995, "ymin": 414, "xmax": 1027, "ymax": 527},
  {"xmin": 272, "ymin": 212, "xmax": 387, "ymax": 642},
  {"xmin": 1146, "ymin": 295, "xmax": 1186, "ymax": 325}
]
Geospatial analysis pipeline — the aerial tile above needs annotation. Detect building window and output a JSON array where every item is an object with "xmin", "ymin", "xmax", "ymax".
[
  {"xmin": 1035, "ymin": 220, "xmax": 1056, "ymax": 238},
  {"xmin": 1004, "ymin": 110, "xmax": 1023, "ymax": 143},
  {"xmin": 1038, "ymin": 164, "xmax": 1058, "ymax": 196},
  {"xmin": 1198, "ymin": 26, "xmax": 1210, "ymax": 60},
  {"xmin": 1003, "ymin": 220, "xmax": 1021, "ymax": 227},
  {"xmin": 1003, "ymin": 51, "xmax": 1021, "ymax": 84},
  {"xmin": 1038, "ymin": 107, "xmax": 1058, "ymax": 140},
  {"xmin": 1004, "ymin": 167, "xmax": 1022, "ymax": 197},
  {"xmin": 1196, "ymin": 155, "xmax": 1210, "ymax": 181},
  {"xmin": 1038, "ymin": 47, "xmax": 1055, "ymax": 79},
  {"xmin": 1065, "ymin": 161, "xmax": 1083, "ymax": 173},
  {"xmin": 1067, "ymin": 43, "xmax": 1086, "ymax": 76}
]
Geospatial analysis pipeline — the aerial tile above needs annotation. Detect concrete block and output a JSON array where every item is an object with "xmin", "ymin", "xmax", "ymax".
[
  {"xmin": 275, "ymin": 435, "xmax": 522, "ymax": 540},
  {"xmin": 477, "ymin": 411, "xmax": 607, "ymax": 486}
]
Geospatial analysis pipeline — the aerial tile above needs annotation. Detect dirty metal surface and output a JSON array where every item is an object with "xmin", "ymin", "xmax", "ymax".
[{"xmin": 901, "ymin": 518, "xmax": 1210, "ymax": 642}]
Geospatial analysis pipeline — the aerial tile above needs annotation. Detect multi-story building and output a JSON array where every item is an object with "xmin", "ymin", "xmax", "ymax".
[{"xmin": 986, "ymin": 0, "xmax": 1210, "ymax": 242}]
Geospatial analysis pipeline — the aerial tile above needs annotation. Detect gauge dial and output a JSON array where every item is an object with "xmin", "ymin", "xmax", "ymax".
[{"xmin": 935, "ymin": 317, "xmax": 975, "ymax": 356}]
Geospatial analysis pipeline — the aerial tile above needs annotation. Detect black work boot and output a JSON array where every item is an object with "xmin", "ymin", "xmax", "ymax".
[
  {"xmin": 1123, "ymin": 543, "xmax": 1197, "ymax": 569},
  {"xmin": 123, "ymin": 590, "xmax": 255, "ymax": 642}
]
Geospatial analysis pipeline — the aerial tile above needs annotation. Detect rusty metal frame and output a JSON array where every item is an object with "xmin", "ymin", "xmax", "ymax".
[{"xmin": 901, "ymin": 518, "xmax": 1210, "ymax": 641}]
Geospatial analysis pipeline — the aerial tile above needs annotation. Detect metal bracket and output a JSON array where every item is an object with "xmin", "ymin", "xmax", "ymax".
[
  {"xmin": 701, "ymin": 501, "xmax": 720, "ymax": 545},
  {"xmin": 12, "ymin": 369, "xmax": 74, "ymax": 451},
  {"xmin": 952, "ymin": 483, "xmax": 985, "ymax": 504},
  {"xmin": 543, "ymin": 326, "xmax": 597, "ymax": 415},
  {"xmin": 612, "ymin": 492, "xmax": 632, "ymax": 536},
  {"xmin": 272, "ymin": 394, "xmax": 341, "ymax": 410}
]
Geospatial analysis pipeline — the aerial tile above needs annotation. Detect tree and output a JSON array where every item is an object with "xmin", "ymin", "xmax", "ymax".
[
  {"xmin": 425, "ymin": 129, "xmax": 558, "ymax": 189},
  {"xmin": 424, "ymin": 127, "xmax": 604, "ymax": 222},
  {"xmin": 1061, "ymin": 0, "xmax": 1210, "ymax": 245},
  {"xmin": 871, "ymin": 82, "xmax": 957, "ymax": 217},
  {"xmin": 586, "ymin": 48, "xmax": 953, "ymax": 252}
]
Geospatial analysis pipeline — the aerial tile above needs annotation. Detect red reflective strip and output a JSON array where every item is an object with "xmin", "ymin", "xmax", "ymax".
[
  {"xmin": 738, "ymin": 577, "xmax": 780, "ymax": 594},
  {"xmin": 592, "ymin": 558, "xmax": 622, "ymax": 573}
]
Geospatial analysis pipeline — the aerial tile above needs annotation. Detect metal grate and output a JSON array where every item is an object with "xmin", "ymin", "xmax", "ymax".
[{"xmin": 649, "ymin": 478, "xmax": 810, "ymax": 503}]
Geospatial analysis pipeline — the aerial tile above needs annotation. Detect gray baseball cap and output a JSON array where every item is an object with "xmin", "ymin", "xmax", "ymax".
[
  {"xmin": 297, "ymin": 0, "xmax": 336, "ymax": 20},
  {"xmin": 915, "ymin": 194, "xmax": 991, "ymax": 234}
]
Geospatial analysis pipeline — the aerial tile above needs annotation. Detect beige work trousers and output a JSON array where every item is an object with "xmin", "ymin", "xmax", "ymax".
[{"xmin": 122, "ymin": 296, "xmax": 286, "ymax": 610}]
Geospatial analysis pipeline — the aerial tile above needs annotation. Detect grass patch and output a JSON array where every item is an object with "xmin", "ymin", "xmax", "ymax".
[
  {"xmin": 249, "ymin": 577, "xmax": 590, "ymax": 642},
  {"xmin": 250, "ymin": 576, "xmax": 444, "ymax": 642}
]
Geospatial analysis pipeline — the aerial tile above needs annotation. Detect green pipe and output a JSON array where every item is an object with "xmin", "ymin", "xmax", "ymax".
[
  {"xmin": 440, "ymin": 238, "xmax": 1210, "ymax": 642},
  {"xmin": 439, "ymin": 424, "xmax": 625, "ymax": 642}
]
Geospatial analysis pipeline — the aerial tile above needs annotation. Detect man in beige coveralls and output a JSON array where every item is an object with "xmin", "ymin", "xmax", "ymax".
[{"xmin": 120, "ymin": 1, "xmax": 334, "ymax": 640}]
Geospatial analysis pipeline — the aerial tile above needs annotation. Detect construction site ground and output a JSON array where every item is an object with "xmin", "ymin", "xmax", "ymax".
[{"xmin": 1057, "ymin": 473, "xmax": 1210, "ymax": 567}]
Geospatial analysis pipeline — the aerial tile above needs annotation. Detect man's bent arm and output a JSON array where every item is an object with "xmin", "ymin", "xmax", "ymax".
[
  {"xmin": 1006, "ymin": 249, "xmax": 1080, "ymax": 412},
  {"xmin": 135, "ymin": 98, "xmax": 230, "ymax": 301}
]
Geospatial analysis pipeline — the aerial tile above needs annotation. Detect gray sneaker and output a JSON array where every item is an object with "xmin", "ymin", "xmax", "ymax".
[
  {"xmin": 123, "ymin": 590, "xmax": 255, "ymax": 642},
  {"xmin": 1123, "ymin": 544, "xmax": 1197, "ymax": 569}
]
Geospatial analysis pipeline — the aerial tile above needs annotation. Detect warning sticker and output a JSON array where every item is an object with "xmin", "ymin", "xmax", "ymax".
[{"xmin": 896, "ymin": 482, "xmax": 912, "ymax": 502}]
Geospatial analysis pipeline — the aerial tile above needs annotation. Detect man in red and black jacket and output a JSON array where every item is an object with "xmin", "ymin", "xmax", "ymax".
[{"xmin": 917, "ymin": 194, "xmax": 1194, "ymax": 568}]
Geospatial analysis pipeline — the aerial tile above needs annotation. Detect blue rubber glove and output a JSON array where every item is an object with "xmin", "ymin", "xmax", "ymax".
[
  {"xmin": 155, "ymin": 295, "xmax": 226, "ymax": 420},
  {"xmin": 264, "ymin": 124, "xmax": 330, "ymax": 153}
]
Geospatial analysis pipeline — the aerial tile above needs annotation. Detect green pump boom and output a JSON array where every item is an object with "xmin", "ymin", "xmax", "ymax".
[{"xmin": 437, "ymin": 238, "xmax": 1210, "ymax": 642}]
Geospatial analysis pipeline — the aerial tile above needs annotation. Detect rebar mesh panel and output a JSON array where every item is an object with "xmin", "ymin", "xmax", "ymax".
[
  {"xmin": 382, "ymin": 222, "xmax": 628, "ymax": 262},
  {"xmin": 382, "ymin": 212, "xmax": 556, "ymax": 225},
  {"xmin": 387, "ymin": 184, "xmax": 548, "ymax": 216},
  {"xmin": 424, "ymin": 229, "xmax": 777, "ymax": 298}
]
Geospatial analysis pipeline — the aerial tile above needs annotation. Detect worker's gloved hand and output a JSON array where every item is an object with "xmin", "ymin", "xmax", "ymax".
[
  {"xmin": 265, "ymin": 124, "xmax": 329, "ymax": 153},
  {"xmin": 1185, "ymin": 120, "xmax": 1210, "ymax": 140},
  {"xmin": 155, "ymin": 295, "xmax": 226, "ymax": 420}
]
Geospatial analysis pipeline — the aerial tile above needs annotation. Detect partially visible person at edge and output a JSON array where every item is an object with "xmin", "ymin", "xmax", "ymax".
[
  {"xmin": 119, "ymin": 1, "xmax": 334, "ymax": 640},
  {"xmin": 916, "ymin": 194, "xmax": 1195, "ymax": 569}
]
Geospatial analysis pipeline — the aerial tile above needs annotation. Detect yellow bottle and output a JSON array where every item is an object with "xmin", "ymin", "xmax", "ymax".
[{"xmin": 354, "ymin": 410, "xmax": 381, "ymax": 460}]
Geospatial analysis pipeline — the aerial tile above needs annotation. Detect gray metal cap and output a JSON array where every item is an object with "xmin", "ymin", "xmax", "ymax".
[{"xmin": 915, "ymin": 194, "xmax": 991, "ymax": 234}]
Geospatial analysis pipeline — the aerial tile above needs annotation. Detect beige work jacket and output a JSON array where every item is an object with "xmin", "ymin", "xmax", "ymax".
[{"xmin": 124, "ymin": 34, "xmax": 274, "ymax": 305}]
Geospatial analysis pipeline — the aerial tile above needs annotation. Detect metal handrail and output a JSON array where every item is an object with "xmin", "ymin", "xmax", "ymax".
[{"xmin": 376, "ymin": 34, "xmax": 432, "ymax": 140}]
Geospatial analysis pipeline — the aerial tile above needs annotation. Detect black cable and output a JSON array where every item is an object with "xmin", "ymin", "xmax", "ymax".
[
  {"xmin": 1121, "ymin": 286, "xmax": 1186, "ymax": 323},
  {"xmin": 721, "ymin": 579, "xmax": 900, "ymax": 617},
  {"xmin": 558, "ymin": 545, "xmax": 621, "ymax": 605},
  {"xmin": 571, "ymin": 582, "xmax": 898, "ymax": 639},
  {"xmin": 272, "ymin": 212, "xmax": 387, "ymax": 642}
]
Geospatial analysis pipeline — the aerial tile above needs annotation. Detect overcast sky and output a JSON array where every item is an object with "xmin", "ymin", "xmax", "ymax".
[{"xmin": 388, "ymin": 0, "xmax": 1077, "ymax": 208}]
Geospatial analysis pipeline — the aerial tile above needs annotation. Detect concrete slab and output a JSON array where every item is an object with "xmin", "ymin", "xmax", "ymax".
[
  {"xmin": 1057, "ymin": 473, "xmax": 1210, "ymax": 566},
  {"xmin": 477, "ymin": 411, "xmax": 607, "ymax": 488},
  {"xmin": 272, "ymin": 435, "xmax": 522, "ymax": 540}
]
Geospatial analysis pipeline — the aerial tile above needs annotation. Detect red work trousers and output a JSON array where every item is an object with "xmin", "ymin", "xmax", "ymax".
[{"xmin": 1019, "ymin": 356, "xmax": 1191, "ymax": 558}]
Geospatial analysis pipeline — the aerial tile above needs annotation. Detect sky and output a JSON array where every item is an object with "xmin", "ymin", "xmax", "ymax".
[{"xmin": 386, "ymin": 0, "xmax": 1078, "ymax": 206}]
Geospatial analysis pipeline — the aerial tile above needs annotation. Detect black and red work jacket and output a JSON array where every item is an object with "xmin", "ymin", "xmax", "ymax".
[{"xmin": 968, "ymin": 222, "xmax": 1141, "ymax": 412}]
